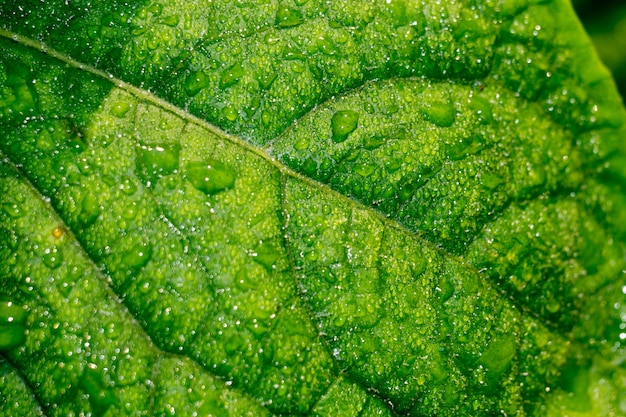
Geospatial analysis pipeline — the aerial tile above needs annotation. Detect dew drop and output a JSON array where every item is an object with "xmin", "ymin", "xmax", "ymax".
[
  {"xmin": 160, "ymin": 15, "xmax": 179, "ymax": 27},
  {"xmin": 354, "ymin": 163, "xmax": 376, "ymax": 178},
  {"xmin": 122, "ymin": 242, "xmax": 153, "ymax": 272},
  {"xmin": 0, "ymin": 300, "xmax": 29, "ymax": 352},
  {"xmin": 79, "ymin": 366, "xmax": 118, "ymax": 414},
  {"xmin": 79, "ymin": 194, "xmax": 101, "ymax": 227},
  {"xmin": 332, "ymin": 316, "xmax": 346, "ymax": 328},
  {"xmin": 186, "ymin": 160, "xmax": 236, "ymax": 196},
  {"xmin": 276, "ymin": 6, "xmax": 304, "ymax": 28},
  {"xmin": 294, "ymin": 137, "xmax": 310, "ymax": 151},
  {"xmin": 43, "ymin": 247, "xmax": 63, "ymax": 269},
  {"xmin": 2, "ymin": 202, "xmax": 24, "ymax": 218},
  {"xmin": 363, "ymin": 135, "xmax": 385, "ymax": 150},
  {"xmin": 110, "ymin": 101, "xmax": 130, "ymax": 118},
  {"xmin": 136, "ymin": 143, "xmax": 180, "ymax": 186},
  {"xmin": 331, "ymin": 110, "xmax": 359, "ymax": 143},
  {"xmin": 219, "ymin": 63, "xmax": 245, "ymax": 89},
  {"xmin": 257, "ymin": 72, "xmax": 277, "ymax": 90},
  {"xmin": 222, "ymin": 105, "xmax": 238, "ymax": 122},
  {"xmin": 251, "ymin": 241, "xmax": 280, "ymax": 272},
  {"xmin": 422, "ymin": 101, "xmax": 456, "ymax": 127},
  {"xmin": 184, "ymin": 71, "xmax": 209, "ymax": 97}
]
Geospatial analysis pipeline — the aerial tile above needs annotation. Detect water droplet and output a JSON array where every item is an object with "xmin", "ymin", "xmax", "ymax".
[
  {"xmin": 184, "ymin": 71, "xmax": 209, "ymax": 97},
  {"xmin": 159, "ymin": 15, "xmax": 179, "ymax": 27},
  {"xmin": 363, "ymin": 135, "xmax": 386, "ymax": 151},
  {"xmin": 80, "ymin": 366, "xmax": 118, "ymax": 414},
  {"xmin": 0, "ymin": 300, "xmax": 28, "ymax": 352},
  {"xmin": 354, "ymin": 163, "xmax": 377, "ymax": 178},
  {"xmin": 546, "ymin": 300, "xmax": 560, "ymax": 313},
  {"xmin": 186, "ymin": 160, "xmax": 236, "ymax": 196},
  {"xmin": 43, "ymin": 247, "xmax": 63, "ymax": 269},
  {"xmin": 315, "ymin": 35, "xmax": 337, "ymax": 55},
  {"xmin": 2, "ymin": 202, "xmax": 24, "ymax": 218},
  {"xmin": 79, "ymin": 194, "xmax": 101, "ymax": 227},
  {"xmin": 332, "ymin": 316, "xmax": 346, "ymax": 328},
  {"xmin": 331, "ymin": 110, "xmax": 359, "ymax": 143},
  {"xmin": 261, "ymin": 111, "xmax": 272, "ymax": 126},
  {"xmin": 122, "ymin": 242, "xmax": 153, "ymax": 271},
  {"xmin": 276, "ymin": 6, "xmax": 304, "ymax": 28},
  {"xmin": 257, "ymin": 72, "xmax": 277, "ymax": 90},
  {"xmin": 282, "ymin": 45, "xmax": 306, "ymax": 61},
  {"xmin": 110, "ymin": 101, "xmax": 130, "ymax": 118},
  {"xmin": 222, "ymin": 105, "xmax": 238, "ymax": 122},
  {"xmin": 251, "ymin": 240, "xmax": 280, "ymax": 272},
  {"xmin": 290, "ymin": 61, "xmax": 306, "ymax": 73},
  {"xmin": 136, "ymin": 143, "xmax": 180, "ymax": 186},
  {"xmin": 220, "ymin": 63, "xmax": 245, "ymax": 89},
  {"xmin": 422, "ymin": 101, "xmax": 456, "ymax": 127},
  {"xmin": 294, "ymin": 137, "xmax": 310, "ymax": 151}
]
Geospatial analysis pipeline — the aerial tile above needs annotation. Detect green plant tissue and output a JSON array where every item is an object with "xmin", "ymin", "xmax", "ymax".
[{"xmin": 1, "ymin": 1, "xmax": 625, "ymax": 416}]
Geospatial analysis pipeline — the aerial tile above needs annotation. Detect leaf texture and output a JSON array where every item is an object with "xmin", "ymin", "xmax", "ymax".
[{"xmin": 1, "ymin": 0, "xmax": 625, "ymax": 416}]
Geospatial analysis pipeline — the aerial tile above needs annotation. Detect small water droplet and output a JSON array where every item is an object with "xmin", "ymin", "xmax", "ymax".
[
  {"xmin": 159, "ymin": 15, "xmax": 179, "ymax": 27},
  {"xmin": 363, "ymin": 135, "xmax": 386, "ymax": 150},
  {"xmin": 294, "ymin": 137, "xmax": 310, "ymax": 151},
  {"xmin": 332, "ymin": 316, "xmax": 346, "ymax": 328}
]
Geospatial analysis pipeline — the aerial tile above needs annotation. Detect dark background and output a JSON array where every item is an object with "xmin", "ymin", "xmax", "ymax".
[{"xmin": 575, "ymin": 0, "xmax": 626, "ymax": 101}]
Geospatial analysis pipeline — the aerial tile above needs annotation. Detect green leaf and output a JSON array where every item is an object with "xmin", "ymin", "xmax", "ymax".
[{"xmin": 1, "ymin": 0, "xmax": 625, "ymax": 416}]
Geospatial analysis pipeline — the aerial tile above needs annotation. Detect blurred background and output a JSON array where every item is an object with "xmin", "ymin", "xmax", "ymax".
[{"xmin": 574, "ymin": 0, "xmax": 626, "ymax": 101}]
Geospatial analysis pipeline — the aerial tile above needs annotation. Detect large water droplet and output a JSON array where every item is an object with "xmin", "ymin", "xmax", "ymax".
[
  {"xmin": 122, "ymin": 242, "xmax": 153, "ymax": 272},
  {"xmin": 79, "ymin": 194, "xmax": 101, "ymax": 227},
  {"xmin": 257, "ymin": 72, "xmax": 277, "ymax": 90},
  {"xmin": 186, "ymin": 160, "xmax": 236, "ymax": 196},
  {"xmin": 136, "ymin": 143, "xmax": 180, "ymax": 186},
  {"xmin": 42, "ymin": 247, "xmax": 63, "ymax": 269},
  {"xmin": 220, "ymin": 63, "xmax": 245, "ymax": 89},
  {"xmin": 110, "ymin": 101, "xmax": 130, "ymax": 118},
  {"xmin": 276, "ymin": 6, "xmax": 304, "ymax": 28},
  {"xmin": 2, "ymin": 202, "xmax": 24, "ymax": 218},
  {"xmin": 184, "ymin": 71, "xmax": 209, "ymax": 97},
  {"xmin": 251, "ymin": 240, "xmax": 280, "ymax": 272},
  {"xmin": 422, "ymin": 101, "xmax": 456, "ymax": 127},
  {"xmin": 331, "ymin": 110, "xmax": 359, "ymax": 143},
  {"xmin": 80, "ymin": 366, "xmax": 118, "ymax": 414}
]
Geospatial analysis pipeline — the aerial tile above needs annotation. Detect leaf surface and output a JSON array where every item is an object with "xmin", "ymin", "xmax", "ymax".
[{"xmin": 1, "ymin": 1, "xmax": 626, "ymax": 416}]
